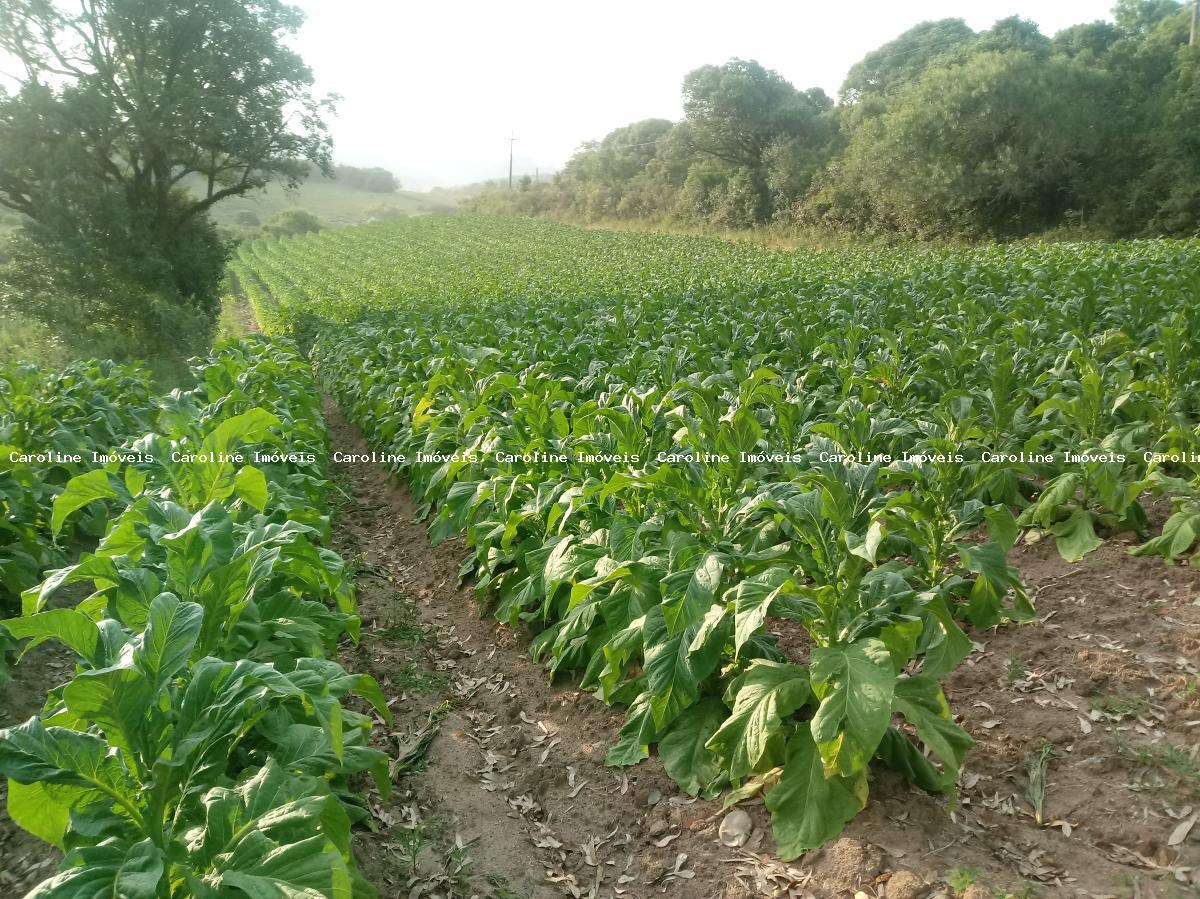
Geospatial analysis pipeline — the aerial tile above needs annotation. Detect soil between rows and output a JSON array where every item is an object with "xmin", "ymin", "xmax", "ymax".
[{"xmin": 324, "ymin": 398, "xmax": 1200, "ymax": 899}]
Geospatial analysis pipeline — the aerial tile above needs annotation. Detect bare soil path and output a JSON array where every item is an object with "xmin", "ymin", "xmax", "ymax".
[
  {"xmin": 326, "ymin": 397, "xmax": 732, "ymax": 899},
  {"xmin": 0, "ymin": 644, "xmax": 67, "ymax": 892}
]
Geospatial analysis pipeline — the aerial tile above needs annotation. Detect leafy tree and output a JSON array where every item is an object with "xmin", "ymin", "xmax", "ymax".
[
  {"xmin": 555, "ymin": 119, "xmax": 677, "ymax": 220},
  {"xmin": 811, "ymin": 51, "xmax": 1113, "ymax": 238},
  {"xmin": 334, "ymin": 165, "xmax": 401, "ymax": 192},
  {"xmin": 680, "ymin": 60, "xmax": 834, "ymax": 222},
  {"xmin": 682, "ymin": 60, "xmax": 831, "ymax": 171},
  {"xmin": 0, "ymin": 0, "xmax": 333, "ymax": 356},
  {"xmin": 839, "ymin": 19, "xmax": 976, "ymax": 103},
  {"xmin": 973, "ymin": 16, "xmax": 1052, "ymax": 55},
  {"xmin": 1052, "ymin": 20, "xmax": 1122, "ymax": 58},
  {"xmin": 1130, "ymin": 46, "xmax": 1200, "ymax": 235},
  {"xmin": 472, "ymin": 2, "xmax": 1200, "ymax": 239},
  {"xmin": 263, "ymin": 208, "xmax": 323, "ymax": 238},
  {"xmin": 1113, "ymin": 0, "xmax": 1186, "ymax": 33}
]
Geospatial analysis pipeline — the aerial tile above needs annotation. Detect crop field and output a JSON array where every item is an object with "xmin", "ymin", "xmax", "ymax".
[
  {"xmin": 0, "ymin": 340, "xmax": 391, "ymax": 894},
  {"xmin": 3, "ymin": 216, "xmax": 1200, "ymax": 897},
  {"xmin": 234, "ymin": 218, "xmax": 1200, "ymax": 894}
]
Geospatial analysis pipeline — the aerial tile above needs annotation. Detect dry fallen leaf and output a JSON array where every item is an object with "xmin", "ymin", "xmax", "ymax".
[
  {"xmin": 1168, "ymin": 814, "xmax": 1197, "ymax": 847},
  {"xmin": 567, "ymin": 779, "xmax": 589, "ymax": 799}
]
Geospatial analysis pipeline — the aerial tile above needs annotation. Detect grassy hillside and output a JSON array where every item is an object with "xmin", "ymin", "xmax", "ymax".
[{"xmin": 199, "ymin": 177, "xmax": 477, "ymax": 228}]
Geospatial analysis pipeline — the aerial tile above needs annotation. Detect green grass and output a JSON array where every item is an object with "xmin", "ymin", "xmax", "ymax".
[
  {"xmin": 1117, "ymin": 736, "xmax": 1200, "ymax": 794},
  {"xmin": 0, "ymin": 314, "xmax": 69, "ymax": 367},
  {"xmin": 1088, "ymin": 690, "xmax": 1154, "ymax": 719},
  {"xmin": 381, "ymin": 594, "xmax": 431, "ymax": 644},
  {"xmin": 948, "ymin": 867, "xmax": 979, "ymax": 895},
  {"xmin": 1003, "ymin": 654, "xmax": 1026, "ymax": 686},
  {"xmin": 389, "ymin": 662, "xmax": 448, "ymax": 694},
  {"xmin": 190, "ymin": 177, "xmax": 477, "ymax": 231}
]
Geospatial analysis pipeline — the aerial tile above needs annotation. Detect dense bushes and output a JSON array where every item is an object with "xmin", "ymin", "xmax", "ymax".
[{"xmin": 473, "ymin": 2, "xmax": 1200, "ymax": 239}]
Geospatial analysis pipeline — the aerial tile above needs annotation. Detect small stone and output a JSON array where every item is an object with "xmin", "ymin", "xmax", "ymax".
[
  {"xmin": 719, "ymin": 809, "xmax": 753, "ymax": 848},
  {"xmin": 885, "ymin": 869, "xmax": 927, "ymax": 899}
]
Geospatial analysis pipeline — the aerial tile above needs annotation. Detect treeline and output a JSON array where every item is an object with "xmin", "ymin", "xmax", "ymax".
[
  {"xmin": 333, "ymin": 164, "xmax": 401, "ymax": 192},
  {"xmin": 474, "ymin": 1, "xmax": 1200, "ymax": 239}
]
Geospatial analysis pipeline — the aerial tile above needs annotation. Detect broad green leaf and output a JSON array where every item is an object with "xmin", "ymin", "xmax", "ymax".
[
  {"xmin": 878, "ymin": 618, "xmax": 922, "ymax": 673},
  {"xmin": 25, "ymin": 839, "xmax": 163, "ymax": 898},
  {"xmin": 1017, "ymin": 472, "xmax": 1080, "ymax": 529},
  {"xmin": 6, "ymin": 779, "xmax": 70, "ymax": 847},
  {"xmin": 705, "ymin": 659, "xmax": 809, "ymax": 780},
  {"xmin": 809, "ymin": 639, "xmax": 896, "ymax": 777},
  {"xmin": 24, "ymin": 555, "xmax": 121, "ymax": 615},
  {"xmin": 0, "ymin": 717, "xmax": 136, "ymax": 809},
  {"xmin": 606, "ymin": 692, "xmax": 657, "ymax": 767},
  {"xmin": 958, "ymin": 541, "xmax": 1030, "ymax": 628},
  {"xmin": 1050, "ymin": 508, "xmax": 1103, "ymax": 562},
  {"xmin": 658, "ymin": 698, "xmax": 727, "ymax": 797},
  {"xmin": 63, "ymin": 667, "xmax": 154, "ymax": 756},
  {"xmin": 661, "ymin": 551, "xmax": 725, "ymax": 635},
  {"xmin": 892, "ymin": 675, "xmax": 974, "ymax": 790},
  {"xmin": 765, "ymin": 728, "xmax": 865, "ymax": 859},
  {"xmin": 133, "ymin": 593, "xmax": 203, "ymax": 687},
  {"xmin": 233, "ymin": 465, "xmax": 270, "ymax": 511},
  {"xmin": 920, "ymin": 594, "xmax": 971, "ymax": 679},
  {"xmin": 726, "ymin": 567, "xmax": 793, "ymax": 658},
  {"xmin": 643, "ymin": 607, "xmax": 714, "ymax": 730},
  {"xmin": 875, "ymin": 726, "xmax": 944, "ymax": 793},
  {"xmin": 218, "ymin": 835, "xmax": 351, "ymax": 899},
  {"xmin": 51, "ymin": 469, "xmax": 120, "ymax": 537},
  {"xmin": 2, "ymin": 609, "xmax": 100, "ymax": 662},
  {"xmin": 983, "ymin": 504, "xmax": 1019, "ymax": 551}
]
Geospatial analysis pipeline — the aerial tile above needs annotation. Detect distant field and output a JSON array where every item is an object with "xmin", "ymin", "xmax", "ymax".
[
  {"xmin": 189, "ymin": 176, "xmax": 478, "ymax": 229},
  {"xmin": 0, "ymin": 178, "xmax": 478, "ymax": 240}
]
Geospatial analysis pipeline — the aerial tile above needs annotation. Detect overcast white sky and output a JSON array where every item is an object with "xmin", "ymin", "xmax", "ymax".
[{"xmin": 291, "ymin": 0, "xmax": 1118, "ymax": 189}]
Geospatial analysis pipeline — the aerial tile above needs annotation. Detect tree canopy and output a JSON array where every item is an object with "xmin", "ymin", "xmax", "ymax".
[
  {"xmin": 475, "ymin": 0, "xmax": 1200, "ymax": 240},
  {"xmin": 334, "ymin": 165, "xmax": 401, "ymax": 192},
  {"xmin": 0, "ymin": 0, "xmax": 333, "ymax": 355}
]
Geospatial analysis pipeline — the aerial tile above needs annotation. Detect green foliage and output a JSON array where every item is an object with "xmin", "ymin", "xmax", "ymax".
[
  {"xmin": 232, "ymin": 216, "xmax": 1200, "ymax": 856},
  {"xmin": 0, "ymin": 360, "xmax": 156, "ymax": 613},
  {"xmin": 812, "ymin": 51, "xmax": 1113, "ymax": 238},
  {"xmin": 263, "ymin": 207, "xmax": 325, "ymax": 239},
  {"xmin": 0, "ymin": 337, "xmax": 385, "ymax": 897},
  {"xmin": 839, "ymin": 18, "xmax": 976, "ymax": 103},
  {"xmin": 476, "ymin": 3, "xmax": 1200, "ymax": 238},
  {"xmin": 334, "ymin": 165, "xmax": 401, "ymax": 193},
  {"xmin": 0, "ymin": 0, "xmax": 334, "ymax": 356}
]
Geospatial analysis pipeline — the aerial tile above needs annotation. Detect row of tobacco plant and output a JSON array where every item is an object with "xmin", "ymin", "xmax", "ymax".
[{"xmin": 0, "ymin": 338, "xmax": 388, "ymax": 897}]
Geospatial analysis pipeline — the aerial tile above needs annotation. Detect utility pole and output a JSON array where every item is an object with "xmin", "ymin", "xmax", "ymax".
[
  {"xmin": 506, "ymin": 131, "xmax": 518, "ymax": 189},
  {"xmin": 1191, "ymin": 0, "xmax": 1198, "ymax": 46}
]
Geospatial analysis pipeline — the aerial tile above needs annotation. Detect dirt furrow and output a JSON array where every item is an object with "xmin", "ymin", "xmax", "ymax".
[{"xmin": 325, "ymin": 398, "xmax": 739, "ymax": 899}]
